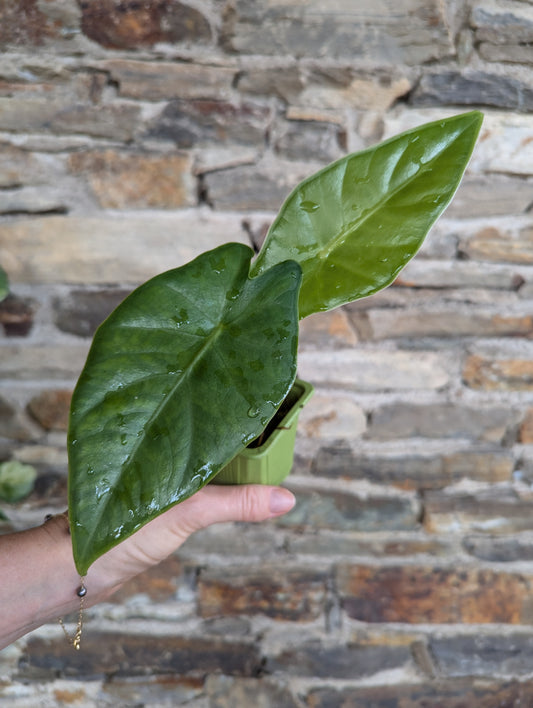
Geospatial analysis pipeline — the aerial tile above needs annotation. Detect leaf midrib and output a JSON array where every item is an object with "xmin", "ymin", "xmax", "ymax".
[
  {"xmin": 118, "ymin": 319, "xmax": 226, "ymax": 482},
  {"xmin": 313, "ymin": 131, "xmax": 461, "ymax": 265},
  {"xmin": 78, "ymin": 320, "xmax": 226, "ymax": 562}
]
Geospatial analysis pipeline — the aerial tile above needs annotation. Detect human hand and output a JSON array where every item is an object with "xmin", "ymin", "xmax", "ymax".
[
  {"xmin": 0, "ymin": 484, "xmax": 295, "ymax": 650},
  {"xmin": 85, "ymin": 484, "xmax": 296, "ymax": 603}
]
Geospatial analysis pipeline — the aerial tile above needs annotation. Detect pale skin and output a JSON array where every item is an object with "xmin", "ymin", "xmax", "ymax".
[{"xmin": 0, "ymin": 484, "xmax": 295, "ymax": 651}]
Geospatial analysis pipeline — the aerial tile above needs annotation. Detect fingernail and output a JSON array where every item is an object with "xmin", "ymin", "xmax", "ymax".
[{"xmin": 269, "ymin": 488, "xmax": 295, "ymax": 515}]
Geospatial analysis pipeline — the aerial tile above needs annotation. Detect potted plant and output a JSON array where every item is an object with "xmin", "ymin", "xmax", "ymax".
[{"xmin": 66, "ymin": 111, "xmax": 483, "ymax": 576}]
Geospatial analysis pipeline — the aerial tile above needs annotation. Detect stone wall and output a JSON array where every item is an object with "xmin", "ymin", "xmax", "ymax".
[{"xmin": 1, "ymin": 0, "xmax": 533, "ymax": 705}]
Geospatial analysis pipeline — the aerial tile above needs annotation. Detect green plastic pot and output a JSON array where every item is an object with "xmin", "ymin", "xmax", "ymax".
[{"xmin": 213, "ymin": 378, "xmax": 314, "ymax": 486}]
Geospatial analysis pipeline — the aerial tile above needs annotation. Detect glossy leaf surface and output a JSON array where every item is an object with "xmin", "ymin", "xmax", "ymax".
[
  {"xmin": 68, "ymin": 243, "xmax": 301, "ymax": 574},
  {"xmin": 251, "ymin": 111, "xmax": 483, "ymax": 318}
]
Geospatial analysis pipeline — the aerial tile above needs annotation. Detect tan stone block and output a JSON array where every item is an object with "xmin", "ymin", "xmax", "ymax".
[
  {"xmin": 193, "ymin": 146, "xmax": 259, "ymax": 175},
  {"xmin": 198, "ymin": 565, "xmax": 328, "ymax": 621},
  {"xmin": 286, "ymin": 106, "xmax": 345, "ymax": 124},
  {"xmin": 0, "ymin": 213, "xmax": 249, "ymax": 284},
  {"xmin": 424, "ymin": 486, "xmax": 533, "ymax": 535},
  {"xmin": 479, "ymin": 42, "xmax": 533, "ymax": 65},
  {"xmin": 0, "ymin": 344, "xmax": 90, "ymax": 381},
  {"xmin": 0, "ymin": 186, "xmax": 67, "ymax": 215},
  {"xmin": 297, "ymin": 394, "xmax": 366, "ymax": 440},
  {"xmin": 393, "ymin": 260, "xmax": 520, "ymax": 291},
  {"xmin": 472, "ymin": 0, "xmax": 533, "ymax": 44},
  {"xmin": 281, "ymin": 480, "xmax": 420, "ymax": 531},
  {"xmin": 462, "ymin": 227, "xmax": 533, "ymax": 265},
  {"xmin": 203, "ymin": 159, "xmax": 316, "ymax": 211},
  {"xmin": 14, "ymin": 444, "xmax": 68, "ymax": 468},
  {"xmin": 288, "ymin": 530, "xmax": 453, "ymax": 558},
  {"xmin": 520, "ymin": 408, "xmax": 533, "ymax": 443},
  {"xmin": 446, "ymin": 174, "xmax": 533, "ymax": 218},
  {"xmin": 0, "ymin": 394, "xmax": 33, "ymax": 441},
  {"xmin": 222, "ymin": 0, "xmax": 453, "ymax": 65},
  {"xmin": 360, "ymin": 308, "xmax": 533, "ymax": 340},
  {"xmin": 468, "ymin": 111, "xmax": 533, "ymax": 177},
  {"xmin": 110, "ymin": 555, "xmax": 182, "ymax": 603},
  {"xmin": 99, "ymin": 59, "xmax": 235, "ymax": 101},
  {"xmin": 238, "ymin": 66, "xmax": 305, "ymax": 103},
  {"xmin": 0, "ymin": 75, "xmax": 90, "ymax": 102},
  {"xmin": 464, "ymin": 354, "xmax": 533, "ymax": 391},
  {"xmin": 298, "ymin": 349, "xmax": 450, "ymax": 391},
  {"xmin": 0, "ymin": 142, "xmax": 50, "ymax": 187},
  {"xmin": 299, "ymin": 309, "xmax": 357, "ymax": 349},
  {"xmin": 177, "ymin": 520, "xmax": 283, "ymax": 559},
  {"xmin": 0, "ymin": 98, "xmax": 140, "ymax": 141},
  {"xmin": 299, "ymin": 73, "xmax": 412, "ymax": 111},
  {"xmin": 338, "ymin": 563, "xmax": 533, "ymax": 623},
  {"xmin": 442, "ymin": 451, "xmax": 513, "ymax": 484},
  {"xmin": 314, "ymin": 444, "xmax": 513, "ymax": 490},
  {"xmin": 67, "ymin": 149, "xmax": 195, "ymax": 209},
  {"xmin": 26, "ymin": 389, "xmax": 72, "ymax": 431},
  {"xmin": 367, "ymin": 402, "xmax": 517, "ymax": 444}
]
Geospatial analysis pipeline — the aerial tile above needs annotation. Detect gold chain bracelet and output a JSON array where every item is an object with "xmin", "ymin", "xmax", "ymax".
[
  {"xmin": 58, "ymin": 579, "xmax": 87, "ymax": 651},
  {"xmin": 44, "ymin": 512, "xmax": 87, "ymax": 651}
]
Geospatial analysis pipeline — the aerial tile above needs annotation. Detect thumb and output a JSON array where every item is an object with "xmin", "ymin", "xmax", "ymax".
[
  {"xmin": 176, "ymin": 484, "xmax": 296, "ymax": 533},
  {"xmin": 90, "ymin": 486, "xmax": 296, "ymax": 589}
]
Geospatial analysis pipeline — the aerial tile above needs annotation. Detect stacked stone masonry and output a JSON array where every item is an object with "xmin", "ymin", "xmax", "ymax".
[{"xmin": 1, "ymin": 0, "xmax": 533, "ymax": 705}]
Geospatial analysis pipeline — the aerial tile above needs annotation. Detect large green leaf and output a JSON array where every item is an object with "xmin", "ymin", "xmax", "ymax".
[
  {"xmin": 68, "ymin": 243, "xmax": 301, "ymax": 575},
  {"xmin": 251, "ymin": 111, "xmax": 483, "ymax": 318}
]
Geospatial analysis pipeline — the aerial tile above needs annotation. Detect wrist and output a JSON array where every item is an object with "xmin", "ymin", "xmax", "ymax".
[{"xmin": 43, "ymin": 512, "xmax": 124, "ymax": 606}]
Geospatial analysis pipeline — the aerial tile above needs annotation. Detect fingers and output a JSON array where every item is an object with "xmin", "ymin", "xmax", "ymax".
[
  {"xmin": 173, "ymin": 484, "xmax": 296, "ymax": 534},
  {"xmin": 89, "ymin": 485, "xmax": 296, "ymax": 593}
]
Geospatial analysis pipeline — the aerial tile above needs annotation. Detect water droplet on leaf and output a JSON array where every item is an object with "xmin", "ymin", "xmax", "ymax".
[
  {"xmin": 95, "ymin": 478, "xmax": 111, "ymax": 501},
  {"xmin": 226, "ymin": 287, "xmax": 240, "ymax": 301}
]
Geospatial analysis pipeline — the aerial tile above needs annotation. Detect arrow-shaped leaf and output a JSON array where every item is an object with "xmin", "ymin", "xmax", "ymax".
[
  {"xmin": 251, "ymin": 111, "xmax": 483, "ymax": 318},
  {"xmin": 68, "ymin": 243, "xmax": 301, "ymax": 575}
]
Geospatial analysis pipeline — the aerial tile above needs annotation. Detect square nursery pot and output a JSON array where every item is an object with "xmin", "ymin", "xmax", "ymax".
[{"xmin": 213, "ymin": 378, "xmax": 314, "ymax": 486}]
